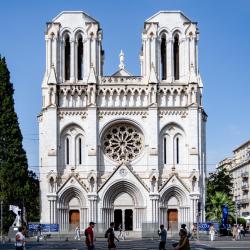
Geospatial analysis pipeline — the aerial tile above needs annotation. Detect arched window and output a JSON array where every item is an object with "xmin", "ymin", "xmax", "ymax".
[
  {"xmin": 66, "ymin": 137, "xmax": 70, "ymax": 165},
  {"xmin": 163, "ymin": 136, "xmax": 167, "ymax": 164},
  {"xmin": 174, "ymin": 35, "xmax": 179, "ymax": 80},
  {"xmin": 78, "ymin": 137, "xmax": 82, "ymax": 165},
  {"xmin": 77, "ymin": 36, "xmax": 83, "ymax": 80},
  {"xmin": 176, "ymin": 137, "xmax": 180, "ymax": 164},
  {"xmin": 161, "ymin": 33, "xmax": 167, "ymax": 80},
  {"xmin": 64, "ymin": 35, "xmax": 70, "ymax": 81}
]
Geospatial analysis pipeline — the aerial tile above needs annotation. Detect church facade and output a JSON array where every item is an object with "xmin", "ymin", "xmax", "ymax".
[{"xmin": 39, "ymin": 11, "xmax": 207, "ymax": 234}]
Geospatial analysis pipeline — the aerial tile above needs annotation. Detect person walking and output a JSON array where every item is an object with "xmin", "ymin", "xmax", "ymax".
[
  {"xmin": 158, "ymin": 224, "xmax": 167, "ymax": 250},
  {"xmin": 85, "ymin": 222, "xmax": 96, "ymax": 250},
  {"xmin": 190, "ymin": 223, "xmax": 197, "ymax": 240},
  {"xmin": 173, "ymin": 228, "xmax": 190, "ymax": 250},
  {"xmin": 37, "ymin": 224, "xmax": 42, "ymax": 242},
  {"xmin": 75, "ymin": 224, "xmax": 81, "ymax": 240},
  {"xmin": 105, "ymin": 222, "xmax": 119, "ymax": 250},
  {"xmin": 15, "ymin": 226, "xmax": 26, "ymax": 250},
  {"xmin": 117, "ymin": 223, "xmax": 125, "ymax": 240},
  {"xmin": 231, "ymin": 224, "xmax": 237, "ymax": 240},
  {"xmin": 209, "ymin": 224, "xmax": 215, "ymax": 241}
]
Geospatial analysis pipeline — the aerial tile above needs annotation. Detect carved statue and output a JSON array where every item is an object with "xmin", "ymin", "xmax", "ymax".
[{"xmin": 9, "ymin": 205, "xmax": 22, "ymax": 227}]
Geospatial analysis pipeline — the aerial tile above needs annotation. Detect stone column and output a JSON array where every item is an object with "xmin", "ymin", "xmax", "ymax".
[
  {"xmin": 70, "ymin": 38, "xmax": 75, "ymax": 83},
  {"xmin": 167, "ymin": 38, "xmax": 173, "ymax": 82},
  {"xmin": 88, "ymin": 193, "xmax": 97, "ymax": 223},
  {"xmin": 47, "ymin": 194, "xmax": 57, "ymax": 224},
  {"xmin": 149, "ymin": 194, "xmax": 160, "ymax": 224},
  {"xmin": 122, "ymin": 209, "xmax": 125, "ymax": 231},
  {"xmin": 189, "ymin": 193, "xmax": 199, "ymax": 225}
]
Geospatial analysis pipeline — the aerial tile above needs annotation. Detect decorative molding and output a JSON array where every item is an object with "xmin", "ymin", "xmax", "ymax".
[
  {"xmin": 58, "ymin": 110, "xmax": 87, "ymax": 119},
  {"xmin": 98, "ymin": 110, "xmax": 148, "ymax": 117},
  {"xmin": 101, "ymin": 76, "xmax": 143, "ymax": 84},
  {"xmin": 159, "ymin": 109, "xmax": 188, "ymax": 117}
]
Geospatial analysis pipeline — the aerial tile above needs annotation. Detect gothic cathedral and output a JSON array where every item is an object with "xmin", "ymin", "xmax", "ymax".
[{"xmin": 39, "ymin": 11, "xmax": 207, "ymax": 234}]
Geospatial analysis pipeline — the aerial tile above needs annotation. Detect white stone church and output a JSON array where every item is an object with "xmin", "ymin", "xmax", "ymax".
[{"xmin": 39, "ymin": 10, "xmax": 207, "ymax": 234}]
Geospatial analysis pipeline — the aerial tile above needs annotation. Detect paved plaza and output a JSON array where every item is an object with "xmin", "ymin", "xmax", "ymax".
[{"xmin": 1, "ymin": 237, "xmax": 250, "ymax": 250}]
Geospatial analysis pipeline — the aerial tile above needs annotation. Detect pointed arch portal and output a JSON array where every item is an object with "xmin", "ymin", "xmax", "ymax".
[
  {"xmin": 101, "ymin": 180, "xmax": 145, "ymax": 231},
  {"xmin": 58, "ymin": 186, "xmax": 88, "ymax": 232}
]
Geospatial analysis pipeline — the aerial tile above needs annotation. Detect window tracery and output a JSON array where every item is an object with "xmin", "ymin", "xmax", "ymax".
[{"xmin": 102, "ymin": 124, "xmax": 143, "ymax": 162}]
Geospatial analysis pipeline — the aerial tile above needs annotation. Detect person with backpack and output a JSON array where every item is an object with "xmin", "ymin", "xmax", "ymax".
[
  {"xmin": 85, "ymin": 222, "xmax": 96, "ymax": 249},
  {"xmin": 105, "ymin": 222, "xmax": 119, "ymax": 250}
]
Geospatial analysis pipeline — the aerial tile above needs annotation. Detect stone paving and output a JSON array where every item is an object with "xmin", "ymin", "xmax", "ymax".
[{"xmin": 1, "ymin": 237, "xmax": 250, "ymax": 250}]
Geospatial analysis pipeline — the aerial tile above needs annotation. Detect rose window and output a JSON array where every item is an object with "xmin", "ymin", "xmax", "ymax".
[{"xmin": 102, "ymin": 124, "xmax": 143, "ymax": 162}]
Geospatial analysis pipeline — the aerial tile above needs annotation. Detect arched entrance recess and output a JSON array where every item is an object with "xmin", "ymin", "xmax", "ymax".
[
  {"xmin": 101, "ymin": 180, "xmax": 145, "ymax": 231},
  {"xmin": 58, "ymin": 186, "xmax": 88, "ymax": 232},
  {"xmin": 160, "ymin": 186, "xmax": 190, "ymax": 233}
]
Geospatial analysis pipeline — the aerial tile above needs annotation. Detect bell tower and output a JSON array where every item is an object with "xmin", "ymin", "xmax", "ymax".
[{"xmin": 140, "ymin": 11, "xmax": 200, "ymax": 84}]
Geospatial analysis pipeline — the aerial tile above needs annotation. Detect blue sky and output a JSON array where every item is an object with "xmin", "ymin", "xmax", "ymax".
[{"xmin": 0, "ymin": 0, "xmax": 249, "ymax": 174}]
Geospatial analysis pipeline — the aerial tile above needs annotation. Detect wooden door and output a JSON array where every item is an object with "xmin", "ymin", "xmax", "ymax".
[
  {"xmin": 167, "ymin": 209, "xmax": 178, "ymax": 231},
  {"xmin": 69, "ymin": 210, "xmax": 80, "ymax": 231}
]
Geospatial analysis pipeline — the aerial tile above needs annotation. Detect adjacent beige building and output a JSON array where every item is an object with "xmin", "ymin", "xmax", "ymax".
[{"xmin": 218, "ymin": 140, "xmax": 250, "ymax": 221}]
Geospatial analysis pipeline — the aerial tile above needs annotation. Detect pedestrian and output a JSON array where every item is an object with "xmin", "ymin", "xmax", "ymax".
[
  {"xmin": 85, "ymin": 222, "xmax": 96, "ymax": 250},
  {"xmin": 209, "ymin": 224, "xmax": 215, "ymax": 241},
  {"xmin": 237, "ymin": 224, "xmax": 241, "ymax": 240},
  {"xmin": 117, "ymin": 223, "xmax": 125, "ymax": 240},
  {"xmin": 15, "ymin": 226, "xmax": 26, "ymax": 250},
  {"xmin": 158, "ymin": 224, "xmax": 167, "ymax": 250},
  {"xmin": 173, "ymin": 228, "xmax": 190, "ymax": 250},
  {"xmin": 37, "ymin": 224, "xmax": 42, "ymax": 242},
  {"xmin": 75, "ymin": 224, "xmax": 81, "ymax": 240},
  {"xmin": 231, "ymin": 224, "xmax": 237, "ymax": 240},
  {"xmin": 240, "ymin": 224, "xmax": 245, "ymax": 238},
  {"xmin": 105, "ymin": 222, "xmax": 119, "ymax": 250},
  {"xmin": 190, "ymin": 223, "xmax": 197, "ymax": 240}
]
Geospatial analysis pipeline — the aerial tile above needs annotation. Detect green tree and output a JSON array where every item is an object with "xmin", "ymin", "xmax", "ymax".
[
  {"xmin": 207, "ymin": 165, "xmax": 234, "ymax": 197},
  {"xmin": 206, "ymin": 192, "xmax": 235, "ymax": 222},
  {"xmin": 0, "ymin": 56, "xmax": 39, "ymax": 232}
]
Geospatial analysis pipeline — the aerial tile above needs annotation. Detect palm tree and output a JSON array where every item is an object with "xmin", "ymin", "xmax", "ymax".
[{"xmin": 206, "ymin": 192, "xmax": 235, "ymax": 222}]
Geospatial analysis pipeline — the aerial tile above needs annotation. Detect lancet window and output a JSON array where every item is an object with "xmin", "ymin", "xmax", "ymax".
[
  {"xmin": 173, "ymin": 35, "xmax": 179, "ymax": 80},
  {"xmin": 77, "ymin": 35, "xmax": 83, "ymax": 80},
  {"xmin": 161, "ymin": 33, "xmax": 167, "ymax": 80},
  {"xmin": 64, "ymin": 34, "xmax": 70, "ymax": 81}
]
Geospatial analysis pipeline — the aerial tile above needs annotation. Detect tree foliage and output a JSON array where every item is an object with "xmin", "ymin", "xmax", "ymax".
[
  {"xmin": 0, "ymin": 56, "xmax": 39, "ymax": 232},
  {"xmin": 206, "ymin": 192, "xmax": 235, "ymax": 221},
  {"xmin": 206, "ymin": 166, "xmax": 234, "ymax": 223},
  {"xmin": 207, "ymin": 165, "xmax": 234, "ymax": 198}
]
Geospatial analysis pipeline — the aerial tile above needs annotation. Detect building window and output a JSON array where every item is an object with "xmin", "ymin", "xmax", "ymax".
[
  {"xmin": 102, "ymin": 123, "xmax": 144, "ymax": 162},
  {"xmin": 79, "ymin": 138, "xmax": 82, "ymax": 165},
  {"xmin": 77, "ymin": 36, "xmax": 83, "ymax": 80},
  {"xmin": 66, "ymin": 137, "xmax": 70, "ymax": 165},
  {"xmin": 65, "ymin": 35, "xmax": 70, "ymax": 81},
  {"xmin": 161, "ymin": 34, "xmax": 167, "ymax": 80},
  {"xmin": 163, "ymin": 137, "xmax": 167, "ymax": 164},
  {"xmin": 174, "ymin": 35, "xmax": 179, "ymax": 80},
  {"xmin": 175, "ymin": 137, "xmax": 180, "ymax": 164}
]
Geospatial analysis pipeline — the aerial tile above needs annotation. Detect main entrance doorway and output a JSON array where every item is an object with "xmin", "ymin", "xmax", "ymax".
[
  {"xmin": 114, "ymin": 209, "xmax": 133, "ymax": 231},
  {"xmin": 114, "ymin": 209, "xmax": 122, "ymax": 230},
  {"xmin": 113, "ymin": 192, "xmax": 134, "ymax": 231},
  {"xmin": 69, "ymin": 210, "xmax": 80, "ymax": 231},
  {"xmin": 167, "ymin": 209, "xmax": 178, "ymax": 232},
  {"xmin": 125, "ymin": 209, "xmax": 133, "ymax": 230}
]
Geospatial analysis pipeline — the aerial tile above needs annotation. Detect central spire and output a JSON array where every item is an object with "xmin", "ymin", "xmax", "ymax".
[{"xmin": 119, "ymin": 50, "xmax": 125, "ymax": 69}]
